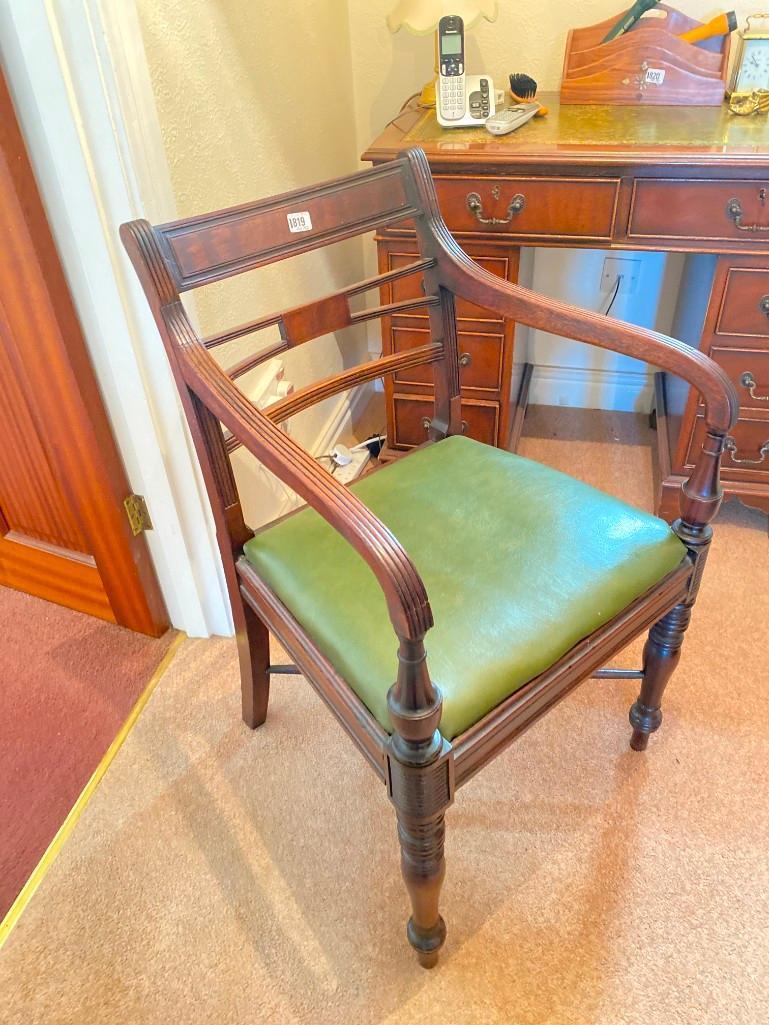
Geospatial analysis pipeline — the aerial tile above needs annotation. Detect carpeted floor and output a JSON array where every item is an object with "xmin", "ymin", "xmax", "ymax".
[
  {"xmin": 0, "ymin": 586, "xmax": 175, "ymax": 918},
  {"xmin": 1, "ymin": 410, "xmax": 767, "ymax": 1024}
]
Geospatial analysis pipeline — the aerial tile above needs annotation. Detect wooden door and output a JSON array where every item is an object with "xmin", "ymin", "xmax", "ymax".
[{"xmin": 0, "ymin": 71, "xmax": 167, "ymax": 636}]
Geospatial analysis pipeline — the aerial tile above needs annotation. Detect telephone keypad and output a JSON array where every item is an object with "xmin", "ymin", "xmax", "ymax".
[
  {"xmin": 439, "ymin": 74, "xmax": 466, "ymax": 120},
  {"xmin": 438, "ymin": 75, "xmax": 494, "ymax": 125}
]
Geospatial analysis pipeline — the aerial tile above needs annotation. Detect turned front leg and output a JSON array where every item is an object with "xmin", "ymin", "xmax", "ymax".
[
  {"xmin": 386, "ymin": 637, "xmax": 453, "ymax": 967},
  {"xmin": 630, "ymin": 602, "xmax": 691, "ymax": 751},
  {"xmin": 631, "ymin": 428, "xmax": 725, "ymax": 753},
  {"xmin": 397, "ymin": 808, "xmax": 447, "ymax": 968},
  {"xmin": 388, "ymin": 740, "xmax": 452, "ymax": 967}
]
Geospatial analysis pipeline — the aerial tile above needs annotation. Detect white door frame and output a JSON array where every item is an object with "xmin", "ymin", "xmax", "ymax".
[{"xmin": 0, "ymin": 0, "xmax": 232, "ymax": 635}]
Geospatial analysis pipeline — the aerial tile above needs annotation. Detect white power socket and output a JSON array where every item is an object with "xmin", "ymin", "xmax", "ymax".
[
  {"xmin": 332, "ymin": 447, "xmax": 370, "ymax": 485},
  {"xmin": 601, "ymin": 257, "xmax": 641, "ymax": 295}
]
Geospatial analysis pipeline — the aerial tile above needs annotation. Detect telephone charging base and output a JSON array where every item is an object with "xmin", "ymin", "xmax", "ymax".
[{"xmin": 437, "ymin": 75, "xmax": 497, "ymax": 128}]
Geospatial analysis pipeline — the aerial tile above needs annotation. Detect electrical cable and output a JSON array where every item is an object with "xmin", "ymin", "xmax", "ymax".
[
  {"xmin": 382, "ymin": 92, "xmax": 422, "ymax": 131},
  {"xmin": 603, "ymin": 274, "xmax": 623, "ymax": 317}
]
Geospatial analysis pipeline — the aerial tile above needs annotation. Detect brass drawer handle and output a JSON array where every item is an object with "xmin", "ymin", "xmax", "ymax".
[
  {"xmin": 726, "ymin": 198, "xmax": 769, "ymax": 233},
  {"xmin": 760, "ymin": 295, "xmax": 769, "ymax": 317},
  {"xmin": 466, "ymin": 191, "xmax": 525, "ymax": 226},
  {"xmin": 459, "ymin": 351, "xmax": 472, "ymax": 367},
  {"xmin": 461, "ymin": 419, "xmax": 468, "ymax": 434},
  {"xmin": 724, "ymin": 435, "xmax": 769, "ymax": 465},
  {"xmin": 740, "ymin": 371, "xmax": 769, "ymax": 402}
]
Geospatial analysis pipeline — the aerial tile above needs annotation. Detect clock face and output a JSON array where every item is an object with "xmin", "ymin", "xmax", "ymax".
[{"xmin": 736, "ymin": 38, "xmax": 769, "ymax": 91}]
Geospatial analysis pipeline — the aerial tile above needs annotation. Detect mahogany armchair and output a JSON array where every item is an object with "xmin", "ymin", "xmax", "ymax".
[{"xmin": 121, "ymin": 147, "xmax": 738, "ymax": 968}]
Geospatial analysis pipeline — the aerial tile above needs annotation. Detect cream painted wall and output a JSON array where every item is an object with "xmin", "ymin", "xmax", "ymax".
[{"xmin": 135, "ymin": 0, "xmax": 369, "ymax": 524}]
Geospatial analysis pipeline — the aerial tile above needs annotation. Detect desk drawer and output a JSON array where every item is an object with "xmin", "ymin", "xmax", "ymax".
[
  {"xmin": 385, "ymin": 246, "xmax": 513, "ymax": 324},
  {"xmin": 392, "ymin": 394, "xmax": 499, "ymax": 448},
  {"xmin": 434, "ymin": 176, "xmax": 619, "ymax": 240},
  {"xmin": 709, "ymin": 347, "xmax": 769, "ymax": 411},
  {"xmin": 687, "ymin": 414, "xmax": 769, "ymax": 476},
  {"xmin": 391, "ymin": 324, "xmax": 504, "ymax": 393},
  {"xmin": 629, "ymin": 179, "xmax": 769, "ymax": 242},
  {"xmin": 715, "ymin": 268, "xmax": 769, "ymax": 338}
]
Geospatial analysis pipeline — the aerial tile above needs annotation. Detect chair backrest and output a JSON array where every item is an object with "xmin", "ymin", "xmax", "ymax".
[
  {"xmin": 121, "ymin": 144, "xmax": 739, "ymax": 644},
  {"xmin": 120, "ymin": 148, "xmax": 460, "ymax": 608}
]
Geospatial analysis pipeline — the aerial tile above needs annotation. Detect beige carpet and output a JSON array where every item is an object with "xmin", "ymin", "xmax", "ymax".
[{"xmin": 2, "ymin": 410, "xmax": 768, "ymax": 1025}]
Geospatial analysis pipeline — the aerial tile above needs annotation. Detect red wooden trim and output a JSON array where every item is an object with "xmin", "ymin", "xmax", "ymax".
[{"xmin": 0, "ymin": 533, "xmax": 114, "ymax": 624}]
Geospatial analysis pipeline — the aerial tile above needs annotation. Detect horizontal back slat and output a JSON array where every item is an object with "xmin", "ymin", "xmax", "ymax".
[
  {"xmin": 155, "ymin": 161, "xmax": 418, "ymax": 291},
  {"xmin": 283, "ymin": 292, "xmax": 351, "ymax": 346},
  {"xmin": 222, "ymin": 295, "xmax": 440, "ymax": 381},
  {"xmin": 262, "ymin": 342, "xmax": 443, "ymax": 424},
  {"xmin": 204, "ymin": 257, "xmax": 436, "ymax": 351},
  {"xmin": 204, "ymin": 311, "xmax": 283, "ymax": 349},
  {"xmin": 227, "ymin": 341, "xmax": 290, "ymax": 381},
  {"xmin": 223, "ymin": 341, "xmax": 444, "ymax": 453}
]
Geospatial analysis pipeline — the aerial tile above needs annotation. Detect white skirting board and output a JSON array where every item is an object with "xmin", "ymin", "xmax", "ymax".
[{"xmin": 527, "ymin": 364, "xmax": 654, "ymax": 413}]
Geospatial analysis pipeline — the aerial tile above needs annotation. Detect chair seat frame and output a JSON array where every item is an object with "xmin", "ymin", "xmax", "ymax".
[
  {"xmin": 237, "ymin": 556, "xmax": 693, "ymax": 788},
  {"xmin": 122, "ymin": 147, "xmax": 738, "ymax": 968}
]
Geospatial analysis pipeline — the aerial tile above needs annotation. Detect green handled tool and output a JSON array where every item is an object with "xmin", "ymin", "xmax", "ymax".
[{"xmin": 602, "ymin": 0, "xmax": 661, "ymax": 43}]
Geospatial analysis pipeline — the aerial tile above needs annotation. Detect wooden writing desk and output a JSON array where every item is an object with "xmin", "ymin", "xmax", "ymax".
[{"xmin": 363, "ymin": 95, "xmax": 769, "ymax": 520}]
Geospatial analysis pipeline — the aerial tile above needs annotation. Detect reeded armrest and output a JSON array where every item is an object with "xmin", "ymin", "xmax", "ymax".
[
  {"xmin": 171, "ymin": 308, "xmax": 433, "ymax": 643},
  {"xmin": 435, "ymin": 230, "xmax": 739, "ymax": 437}
]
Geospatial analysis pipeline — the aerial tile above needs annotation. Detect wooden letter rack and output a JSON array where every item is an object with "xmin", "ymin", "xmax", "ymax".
[{"xmin": 561, "ymin": 4, "xmax": 731, "ymax": 106}]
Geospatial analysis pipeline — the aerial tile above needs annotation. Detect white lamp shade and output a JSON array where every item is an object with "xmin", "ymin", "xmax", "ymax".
[{"xmin": 387, "ymin": 0, "xmax": 498, "ymax": 35}]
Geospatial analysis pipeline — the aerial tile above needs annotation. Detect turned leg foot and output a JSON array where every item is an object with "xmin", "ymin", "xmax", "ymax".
[
  {"xmin": 237, "ymin": 600, "xmax": 270, "ymax": 729},
  {"xmin": 629, "ymin": 602, "xmax": 691, "ymax": 751},
  {"xmin": 398, "ymin": 812, "xmax": 447, "ymax": 968},
  {"xmin": 629, "ymin": 712, "xmax": 661, "ymax": 752}
]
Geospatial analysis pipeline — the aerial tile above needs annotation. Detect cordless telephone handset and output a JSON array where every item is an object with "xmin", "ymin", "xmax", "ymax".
[
  {"xmin": 437, "ymin": 14, "xmax": 466, "ymax": 124},
  {"xmin": 436, "ymin": 14, "xmax": 496, "ymax": 128}
]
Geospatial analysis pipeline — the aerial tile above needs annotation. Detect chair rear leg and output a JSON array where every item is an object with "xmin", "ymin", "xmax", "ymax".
[
  {"xmin": 629, "ymin": 602, "xmax": 691, "ymax": 751},
  {"xmin": 237, "ymin": 599, "xmax": 270, "ymax": 728}
]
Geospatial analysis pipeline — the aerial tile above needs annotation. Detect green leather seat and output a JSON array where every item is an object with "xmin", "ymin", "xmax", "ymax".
[{"xmin": 243, "ymin": 436, "xmax": 686, "ymax": 740}]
